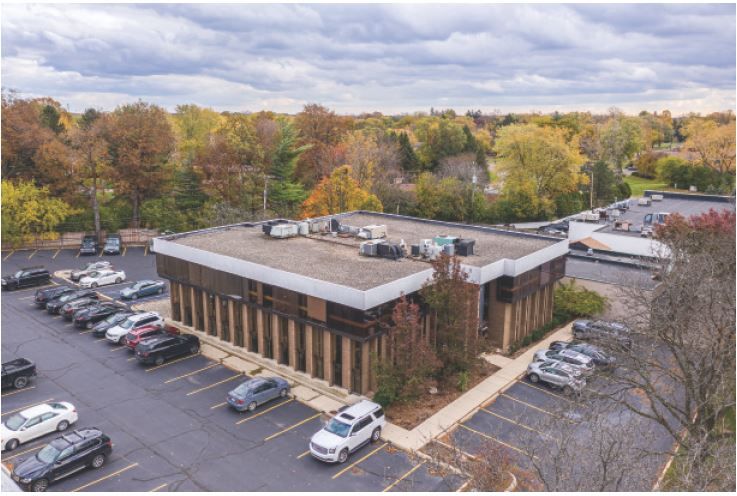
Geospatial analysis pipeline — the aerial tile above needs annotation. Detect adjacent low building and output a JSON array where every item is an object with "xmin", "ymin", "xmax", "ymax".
[{"xmin": 153, "ymin": 211, "xmax": 568, "ymax": 395}]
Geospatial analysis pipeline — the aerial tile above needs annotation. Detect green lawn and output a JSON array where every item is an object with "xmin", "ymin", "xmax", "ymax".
[{"xmin": 624, "ymin": 175, "xmax": 669, "ymax": 197}]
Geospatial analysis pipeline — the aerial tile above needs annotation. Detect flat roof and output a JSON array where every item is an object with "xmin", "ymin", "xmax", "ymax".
[
  {"xmin": 168, "ymin": 212, "xmax": 559, "ymax": 291},
  {"xmin": 154, "ymin": 212, "xmax": 569, "ymax": 309},
  {"xmin": 565, "ymin": 257, "xmax": 658, "ymax": 290}
]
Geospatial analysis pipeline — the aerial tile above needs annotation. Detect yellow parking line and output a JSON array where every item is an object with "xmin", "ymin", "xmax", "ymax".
[
  {"xmin": 27, "ymin": 249, "xmax": 37, "ymax": 260},
  {"xmin": 455, "ymin": 480, "xmax": 472, "ymax": 492},
  {"xmin": 144, "ymin": 245, "xmax": 149, "ymax": 256},
  {"xmin": 297, "ymin": 450, "xmax": 310, "ymax": 459},
  {"xmin": 149, "ymin": 483, "xmax": 168, "ymax": 492},
  {"xmin": 501, "ymin": 394, "xmax": 558, "ymax": 417},
  {"xmin": 75, "ymin": 250, "xmax": 81, "ymax": 258},
  {"xmin": 3, "ymin": 443, "xmax": 45, "ymax": 461},
  {"xmin": 164, "ymin": 363, "xmax": 219, "ymax": 384},
  {"xmin": 236, "ymin": 398, "xmax": 294, "ymax": 425},
  {"xmin": 99, "ymin": 249, "xmax": 105, "ymax": 257},
  {"xmin": 71, "ymin": 462, "xmax": 138, "ymax": 492},
  {"xmin": 480, "ymin": 408, "xmax": 551, "ymax": 438},
  {"xmin": 65, "ymin": 323, "xmax": 74, "ymax": 327},
  {"xmin": 19, "ymin": 295, "xmax": 35, "ymax": 300},
  {"xmin": 332, "ymin": 442, "xmax": 387, "ymax": 479},
  {"xmin": 110, "ymin": 345, "xmax": 128, "ymax": 352},
  {"xmin": 79, "ymin": 329, "xmax": 95, "ymax": 334},
  {"xmin": 383, "ymin": 459, "xmax": 426, "ymax": 492},
  {"xmin": 95, "ymin": 337, "xmax": 108, "ymax": 342},
  {"xmin": 458, "ymin": 424, "xmax": 535, "ymax": 458},
  {"xmin": 264, "ymin": 412, "xmax": 321, "ymax": 442},
  {"xmin": 186, "ymin": 374, "xmax": 243, "ymax": 396},
  {"xmin": 519, "ymin": 381, "xmax": 573, "ymax": 402},
  {"xmin": 3, "ymin": 250, "xmax": 15, "ymax": 261},
  {"xmin": 122, "ymin": 246, "xmax": 127, "ymax": 256},
  {"xmin": 145, "ymin": 353, "xmax": 200, "ymax": 372},
  {"xmin": 2, "ymin": 386, "xmax": 36, "ymax": 398},
  {"xmin": 127, "ymin": 356, "xmax": 137, "ymax": 362},
  {"xmin": 210, "ymin": 401, "xmax": 227, "ymax": 410},
  {"xmin": 52, "ymin": 249, "xmax": 61, "ymax": 259},
  {"xmin": 2, "ymin": 398, "xmax": 53, "ymax": 416}
]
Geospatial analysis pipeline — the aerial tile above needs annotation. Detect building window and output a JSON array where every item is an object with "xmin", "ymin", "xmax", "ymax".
[
  {"xmin": 278, "ymin": 317, "xmax": 289, "ymax": 365},
  {"xmin": 333, "ymin": 335, "xmax": 343, "ymax": 387},
  {"xmin": 296, "ymin": 323, "xmax": 306, "ymax": 372},
  {"xmin": 220, "ymin": 297, "xmax": 230, "ymax": 342},
  {"xmin": 263, "ymin": 312, "xmax": 273, "ymax": 359},
  {"xmin": 262, "ymin": 284, "xmax": 273, "ymax": 308},
  {"xmin": 313, "ymin": 328, "xmax": 324, "ymax": 379},
  {"xmin": 233, "ymin": 304, "xmax": 243, "ymax": 347},
  {"xmin": 194, "ymin": 289, "xmax": 204, "ymax": 332},
  {"xmin": 297, "ymin": 294, "xmax": 308, "ymax": 318},
  {"xmin": 249, "ymin": 308, "xmax": 258, "ymax": 352},
  {"xmin": 248, "ymin": 280, "xmax": 258, "ymax": 303},
  {"xmin": 351, "ymin": 340, "xmax": 362, "ymax": 393}
]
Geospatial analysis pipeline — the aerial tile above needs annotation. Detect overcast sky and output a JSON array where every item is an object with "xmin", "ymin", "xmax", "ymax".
[{"xmin": 2, "ymin": 3, "xmax": 735, "ymax": 115}]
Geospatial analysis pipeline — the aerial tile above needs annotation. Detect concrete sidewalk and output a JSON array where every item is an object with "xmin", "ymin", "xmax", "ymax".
[{"xmin": 382, "ymin": 323, "xmax": 574, "ymax": 452}]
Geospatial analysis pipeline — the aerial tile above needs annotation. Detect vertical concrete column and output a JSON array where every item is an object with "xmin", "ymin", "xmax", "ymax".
[
  {"xmin": 272, "ymin": 314, "xmax": 281, "ymax": 362},
  {"xmin": 288, "ymin": 320, "xmax": 297, "ymax": 369},
  {"xmin": 202, "ymin": 292, "xmax": 210, "ymax": 335},
  {"xmin": 369, "ymin": 339, "xmax": 379, "ymax": 392},
  {"xmin": 256, "ymin": 310, "xmax": 265, "ymax": 356},
  {"xmin": 342, "ymin": 336, "xmax": 353, "ymax": 392},
  {"xmin": 305, "ymin": 325, "xmax": 314, "ymax": 376},
  {"xmin": 241, "ymin": 304, "xmax": 249, "ymax": 351},
  {"xmin": 323, "ymin": 331, "xmax": 333, "ymax": 385},
  {"xmin": 228, "ymin": 300, "xmax": 236, "ymax": 345},
  {"xmin": 169, "ymin": 282, "xmax": 177, "ymax": 320},
  {"xmin": 214, "ymin": 295, "xmax": 223, "ymax": 339},
  {"xmin": 501, "ymin": 303, "xmax": 513, "ymax": 351},
  {"xmin": 361, "ymin": 341, "xmax": 370, "ymax": 395},
  {"xmin": 190, "ymin": 288, "xmax": 198, "ymax": 331}
]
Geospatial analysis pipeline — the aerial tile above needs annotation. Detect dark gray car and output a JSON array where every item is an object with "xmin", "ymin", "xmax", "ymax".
[{"xmin": 572, "ymin": 320, "xmax": 633, "ymax": 348}]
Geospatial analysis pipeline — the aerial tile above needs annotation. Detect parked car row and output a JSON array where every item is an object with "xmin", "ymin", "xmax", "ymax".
[
  {"xmin": 79, "ymin": 234, "xmax": 122, "ymax": 256},
  {"xmin": 526, "ymin": 322, "xmax": 627, "ymax": 394}
]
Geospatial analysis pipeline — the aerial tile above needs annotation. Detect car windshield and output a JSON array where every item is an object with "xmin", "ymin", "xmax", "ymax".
[
  {"xmin": 324, "ymin": 419, "xmax": 351, "ymax": 438},
  {"xmin": 106, "ymin": 239, "xmax": 120, "ymax": 245},
  {"xmin": 232, "ymin": 382, "xmax": 254, "ymax": 396},
  {"xmin": 4, "ymin": 413, "xmax": 26, "ymax": 431},
  {"xmin": 36, "ymin": 444, "xmax": 62, "ymax": 464},
  {"xmin": 13, "ymin": 271, "xmax": 23, "ymax": 278},
  {"xmin": 87, "ymin": 271, "xmax": 99, "ymax": 278},
  {"xmin": 132, "ymin": 282, "xmax": 145, "ymax": 289},
  {"xmin": 120, "ymin": 318, "xmax": 136, "ymax": 329}
]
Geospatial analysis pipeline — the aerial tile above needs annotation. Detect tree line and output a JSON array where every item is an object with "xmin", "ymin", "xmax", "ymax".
[{"xmin": 2, "ymin": 90, "xmax": 735, "ymax": 244}]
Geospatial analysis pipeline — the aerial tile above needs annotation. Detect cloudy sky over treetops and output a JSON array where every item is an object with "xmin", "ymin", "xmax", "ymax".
[{"xmin": 2, "ymin": 3, "xmax": 735, "ymax": 115}]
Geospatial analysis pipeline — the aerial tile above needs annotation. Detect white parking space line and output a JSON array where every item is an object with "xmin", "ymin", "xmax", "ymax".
[
  {"xmin": 2, "ymin": 386, "xmax": 36, "ymax": 398},
  {"xmin": 383, "ymin": 459, "xmax": 427, "ymax": 492},
  {"xmin": 332, "ymin": 442, "xmax": 387, "ymax": 479},
  {"xmin": 145, "ymin": 353, "xmax": 200, "ymax": 372},
  {"xmin": 149, "ymin": 483, "xmax": 168, "ymax": 492},
  {"xmin": 164, "ymin": 363, "xmax": 219, "ymax": 384},
  {"xmin": 263, "ymin": 412, "xmax": 321, "ymax": 441},
  {"xmin": 235, "ymin": 398, "xmax": 294, "ymax": 425},
  {"xmin": 186, "ymin": 374, "xmax": 243, "ymax": 396}
]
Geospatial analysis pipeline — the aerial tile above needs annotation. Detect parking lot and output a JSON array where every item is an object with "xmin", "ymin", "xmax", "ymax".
[{"xmin": 1, "ymin": 249, "xmax": 463, "ymax": 492}]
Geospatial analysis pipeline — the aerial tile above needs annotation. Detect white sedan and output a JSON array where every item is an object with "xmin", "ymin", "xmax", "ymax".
[
  {"xmin": 1, "ymin": 402, "xmax": 78, "ymax": 451},
  {"xmin": 79, "ymin": 269, "xmax": 126, "ymax": 288}
]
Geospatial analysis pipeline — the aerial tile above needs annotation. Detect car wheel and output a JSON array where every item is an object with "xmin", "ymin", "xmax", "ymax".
[
  {"xmin": 247, "ymin": 401, "xmax": 257, "ymax": 412},
  {"xmin": 56, "ymin": 420, "xmax": 70, "ymax": 432},
  {"xmin": 90, "ymin": 453, "xmax": 106, "ymax": 469},
  {"xmin": 91, "ymin": 282, "xmax": 98, "ymax": 288},
  {"xmin": 115, "ymin": 278, "xmax": 122, "ymax": 284},
  {"xmin": 86, "ymin": 321, "xmax": 94, "ymax": 329},
  {"xmin": 5, "ymin": 438, "xmax": 19, "ymax": 451},
  {"xmin": 528, "ymin": 373, "xmax": 540, "ymax": 384},
  {"xmin": 131, "ymin": 293, "xmax": 138, "ymax": 300},
  {"xmin": 563, "ymin": 385, "xmax": 574, "ymax": 396},
  {"xmin": 190, "ymin": 344, "xmax": 199, "ymax": 355},
  {"xmin": 31, "ymin": 478, "xmax": 49, "ymax": 492},
  {"xmin": 13, "ymin": 376, "xmax": 28, "ymax": 389},
  {"xmin": 118, "ymin": 336, "xmax": 126, "ymax": 345},
  {"xmin": 338, "ymin": 448, "xmax": 349, "ymax": 464},
  {"xmin": 371, "ymin": 427, "xmax": 381, "ymax": 442},
  {"xmin": 154, "ymin": 356, "xmax": 164, "ymax": 366},
  {"xmin": 279, "ymin": 388, "xmax": 288, "ymax": 398}
]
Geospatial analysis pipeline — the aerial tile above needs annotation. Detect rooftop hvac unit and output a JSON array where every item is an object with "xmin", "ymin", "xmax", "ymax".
[
  {"xmin": 426, "ymin": 244, "xmax": 443, "ymax": 260},
  {"xmin": 411, "ymin": 244, "xmax": 420, "ymax": 256},
  {"xmin": 308, "ymin": 219, "xmax": 329, "ymax": 233},
  {"xmin": 443, "ymin": 243, "xmax": 455, "ymax": 256},
  {"xmin": 651, "ymin": 194, "xmax": 664, "ymax": 201},
  {"xmin": 359, "ymin": 239, "xmax": 385, "ymax": 257},
  {"xmin": 638, "ymin": 197, "xmax": 652, "ymax": 206},
  {"xmin": 270, "ymin": 223, "xmax": 299, "ymax": 239},
  {"xmin": 297, "ymin": 222, "xmax": 309, "ymax": 236},
  {"xmin": 377, "ymin": 242, "xmax": 404, "ymax": 260},
  {"xmin": 330, "ymin": 218, "xmax": 340, "ymax": 232},
  {"xmin": 433, "ymin": 235, "xmax": 458, "ymax": 246},
  {"xmin": 456, "ymin": 239, "xmax": 475, "ymax": 256},
  {"xmin": 419, "ymin": 239, "xmax": 433, "ymax": 256},
  {"xmin": 357, "ymin": 224, "xmax": 387, "ymax": 240},
  {"xmin": 262, "ymin": 220, "xmax": 288, "ymax": 235}
]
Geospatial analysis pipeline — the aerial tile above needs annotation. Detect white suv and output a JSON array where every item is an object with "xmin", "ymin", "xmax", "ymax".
[
  {"xmin": 309, "ymin": 400, "xmax": 385, "ymax": 464},
  {"xmin": 105, "ymin": 312, "xmax": 163, "ymax": 344}
]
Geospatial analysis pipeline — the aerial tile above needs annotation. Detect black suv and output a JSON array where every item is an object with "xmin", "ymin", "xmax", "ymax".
[
  {"xmin": 35, "ymin": 285, "xmax": 74, "ymax": 308},
  {"xmin": 79, "ymin": 235, "xmax": 98, "ymax": 256},
  {"xmin": 11, "ymin": 427, "xmax": 112, "ymax": 492},
  {"xmin": 102, "ymin": 234, "xmax": 122, "ymax": 255},
  {"xmin": 46, "ymin": 289, "xmax": 98, "ymax": 314},
  {"xmin": 2, "ymin": 267, "xmax": 51, "ymax": 291},
  {"xmin": 136, "ymin": 334, "xmax": 200, "ymax": 366}
]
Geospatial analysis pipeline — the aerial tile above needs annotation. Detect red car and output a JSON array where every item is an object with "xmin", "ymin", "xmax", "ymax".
[{"xmin": 124, "ymin": 324, "xmax": 179, "ymax": 350}]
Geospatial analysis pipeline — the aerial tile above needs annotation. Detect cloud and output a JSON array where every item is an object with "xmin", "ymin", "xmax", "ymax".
[{"xmin": 1, "ymin": 3, "xmax": 733, "ymax": 114}]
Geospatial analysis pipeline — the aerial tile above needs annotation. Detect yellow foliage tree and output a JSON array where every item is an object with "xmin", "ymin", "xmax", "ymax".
[
  {"xmin": 300, "ymin": 165, "xmax": 383, "ymax": 218},
  {"xmin": 684, "ymin": 119, "xmax": 736, "ymax": 174}
]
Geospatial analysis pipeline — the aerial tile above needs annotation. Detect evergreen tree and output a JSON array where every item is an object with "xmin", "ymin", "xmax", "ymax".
[
  {"xmin": 397, "ymin": 132, "xmax": 420, "ymax": 172},
  {"xmin": 269, "ymin": 119, "xmax": 310, "ymax": 216},
  {"xmin": 462, "ymin": 124, "xmax": 477, "ymax": 153}
]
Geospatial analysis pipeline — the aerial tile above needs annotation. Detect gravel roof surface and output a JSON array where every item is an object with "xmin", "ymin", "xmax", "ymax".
[{"xmin": 171, "ymin": 212, "xmax": 559, "ymax": 290}]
